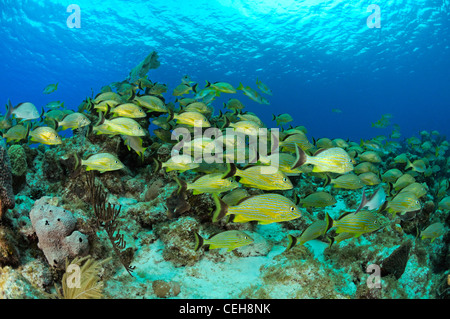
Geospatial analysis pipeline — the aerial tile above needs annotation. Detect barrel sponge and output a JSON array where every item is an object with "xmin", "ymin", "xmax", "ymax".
[
  {"xmin": 0, "ymin": 145, "xmax": 15, "ymax": 219},
  {"xmin": 29, "ymin": 203, "xmax": 89, "ymax": 268},
  {"xmin": 7, "ymin": 145, "xmax": 27, "ymax": 176}
]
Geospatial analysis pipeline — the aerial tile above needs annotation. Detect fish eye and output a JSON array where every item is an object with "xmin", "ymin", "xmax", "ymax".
[
  {"xmin": 283, "ymin": 177, "xmax": 287, "ymax": 182},
  {"xmin": 114, "ymin": 160, "xmax": 118, "ymax": 163},
  {"xmin": 290, "ymin": 206, "xmax": 295, "ymax": 212}
]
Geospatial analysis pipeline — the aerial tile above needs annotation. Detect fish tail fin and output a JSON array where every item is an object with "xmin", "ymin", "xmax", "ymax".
[
  {"xmin": 326, "ymin": 236, "xmax": 335, "ymax": 248},
  {"xmin": 405, "ymin": 159, "xmax": 412, "ymax": 170},
  {"xmin": 323, "ymin": 174, "xmax": 332, "ymax": 188},
  {"xmin": 376, "ymin": 200, "xmax": 389, "ymax": 214},
  {"xmin": 212, "ymin": 193, "xmax": 228, "ymax": 223},
  {"xmin": 39, "ymin": 107, "xmax": 45, "ymax": 121},
  {"xmin": 50, "ymin": 118, "xmax": 59, "ymax": 131},
  {"xmin": 192, "ymin": 83, "xmax": 198, "ymax": 93},
  {"xmin": 325, "ymin": 212, "xmax": 334, "ymax": 233},
  {"xmin": 221, "ymin": 162, "xmax": 236, "ymax": 179},
  {"xmin": 95, "ymin": 111, "xmax": 106, "ymax": 127},
  {"xmin": 74, "ymin": 153, "xmax": 81, "ymax": 170},
  {"xmin": 24, "ymin": 123, "xmax": 31, "ymax": 140},
  {"xmin": 387, "ymin": 182, "xmax": 395, "ymax": 196},
  {"xmin": 354, "ymin": 188, "xmax": 367, "ymax": 214},
  {"xmin": 290, "ymin": 144, "xmax": 307, "ymax": 170},
  {"xmin": 194, "ymin": 232, "xmax": 204, "ymax": 252},
  {"xmin": 236, "ymin": 82, "xmax": 244, "ymax": 90},
  {"xmin": 205, "ymin": 80, "xmax": 211, "ymax": 88},
  {"xmin": 326, "ymin": 212, "xmax": 334, "ymax": 229},
  {"xmin": 174, "ymin": 176, "xmax": 187, "ymax": 196},
  {"xmin": 286, "ymin": 235, "xmax": 297, "ymax": 251},
  {"xmin": 167, "ymin": 108, "xmax": 174, "ymax": 122},
  {"xmin": 5, "ymin": 99, "xmax": 13, "ymax": 119},
  {"xmin": 104, "ymin": 103, "xmax": 112, "ymax": 118},
  {"xmin": 221, "ymin": 113, "xmax": 230, "ymax": 130},
  {"xmin": 152, "ymin": 157, "xmax": 161, "ymax": 174}
]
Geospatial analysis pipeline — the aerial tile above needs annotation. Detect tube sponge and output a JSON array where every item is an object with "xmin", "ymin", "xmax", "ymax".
[{"xmin": 29, "ymin": 202, "xmax": 89, "ymax": 268}]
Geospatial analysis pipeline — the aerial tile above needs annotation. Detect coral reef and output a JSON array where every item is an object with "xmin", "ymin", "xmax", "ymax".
[{"xmin": 0, "ymin": 144, "xmax": 15, "ymax": 219}]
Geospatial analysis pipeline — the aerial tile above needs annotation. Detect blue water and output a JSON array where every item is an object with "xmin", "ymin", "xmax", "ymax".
[{"xmin": 1, "ymin": 0, "xmax": 449, "ymax": 142}]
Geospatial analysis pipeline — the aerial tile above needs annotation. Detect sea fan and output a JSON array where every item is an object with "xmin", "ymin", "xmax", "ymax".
[
  {"xmin": 56, "ymin": 255, "xmax": 111, "ymax": 299},
  {"xmin": 86, "ymin": 171, "xmax": 136, "ymax": 276}
]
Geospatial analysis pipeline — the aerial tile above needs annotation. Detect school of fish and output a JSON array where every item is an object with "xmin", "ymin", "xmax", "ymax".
[{"xmin": 1, "ymin": 69, "xmax": 448, "ymax": 255}]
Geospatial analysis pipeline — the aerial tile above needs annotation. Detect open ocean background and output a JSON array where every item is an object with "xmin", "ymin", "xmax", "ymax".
[{"xmin": 1, "ymin": 0, "xmax": 449, "ymax": 142}]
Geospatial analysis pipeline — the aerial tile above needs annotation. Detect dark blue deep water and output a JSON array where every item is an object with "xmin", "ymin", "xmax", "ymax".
[{"xmin": 1, "ymin": 1, "xmax": 449, "ymax": 141}]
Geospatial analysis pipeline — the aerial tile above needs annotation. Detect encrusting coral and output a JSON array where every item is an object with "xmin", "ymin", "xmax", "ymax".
[{"xmin": 0, "ymin": 144, "xmax": 15, "ymax": 219}]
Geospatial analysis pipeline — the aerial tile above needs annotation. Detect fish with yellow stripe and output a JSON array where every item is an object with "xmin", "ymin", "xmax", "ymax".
[
  {"xmin": 329, "ymin": 211, "xmax": 389, "ymax": 238},
  {"xmin": 286, "ymin": 214, "xmax": 333, "ymax": 250},
  {"xmin": 291, "ymin": 145, "xmax": 354, "ymax": 174},
  {"xmin": 231, "ymin": 164, "xmax": 293, "ymax": 190},
  {"xmin": 194, "ymin": 230, "xmax": 253, "ymax": 252},
  {"xmin": 212, "ymin": 193, "xmax": 301, "ymax": 224},
  {"xmin": 175, "ymin": 164, "xmax": 238, "ymax": 195}
]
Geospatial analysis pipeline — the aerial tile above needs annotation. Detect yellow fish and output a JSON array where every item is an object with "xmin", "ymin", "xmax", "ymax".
[
  {"xmin": 392, "ymin": 174, "xmax": 415, "ymax": 191},
  {"xmin": 279, "ymin": 132, "xmax": 314, "ymax": 153},
  {"xmin": 224, "ymin": 98, "xmax": 245, "ymax": 111},
  {"xmin": 233, "ymin": 164, "xmax": 293, "ymax": 191},
  {"xmin": 194, "ymin": 230, "xmax": 253, "ymax": 252},
  {"xmin": 213, "ymin": 193, "xmax": 301, "ymax": 224},
  {"xmin": 381, "ymin": 168, "xmax": 403, "ymax": 183},
  {"xmin": 236, "ymin": 83, "xmax": 269, "ymax": 105},
  {"xmin": 122, "ymin": 135, "xmax": 147, "ymax": 159},
  {"xmin": 93, "ymin": 114, "xmax": 146, "ymax": 137},
  {"xmin": 326, "ymin": 173, "xmax": 365, "ymax": 190},
  {"xmin": 273, "ymin": 113, "xmax": 293, "ymax": 127},
  {"xmin": 359, "ymin": 172, "xmax": 381, "ymax": 186},
  {"xmin": 111, "ymin": 103, "xmax": 146, "ymax": 118},
  {"xmin": 169, "ymin": 110, "xmax": 211, "ymax": 128},
  {"xmin": 173, "ymin": 83, "xmax": 193, "ymax": 96},
  {"xmin": 438, "ymin": 196, "xmax": 450, "ymax": 211},
  {"xmin": 29, "ymin": 127, "xmax": 62, "ymax": 145},
  {"xmin": 329, "ymin": 211, "xmax": 389, "ymax": 237},
  {"xmin": 159, "ymin": 154, "xmax": 199, "ymax": 172},
  {"xmin": 43, "ymin": 83, "xmax": 58, "ymax": 94},
  {"xmin": 286, "ymin": 214, "xmax": 333, "ymax": 250},
  {"xmin": 75, "ymin": 152, "xmax": 124, "ymax": 173},
  {"xmin": 256, "ymin": 78, "xmax": 272, "ymax": 95},
  {"xmin": 298, "ymin": 192, "xmax": 336, "ymax": 208},
  {"xmin": 228, "ymin": 120, "xmax": 261, "ymax": 136},
  {"xmin": 206, "ymin": 81, "xmax": 236, "ymax": 94},
  {"xmin": 358, "ymin": 151, "xmax": 382, "ymax": 163},
  {"xmin": 133, "ymin": 95, "xmax": 167, "ymax": 113},
  {"xmin": 1, "ymin": 124, "xmax": 29, "ymax": 142},
  {"xmin": 292, "ymin": 145, "xmax": 354, "ymax": 174},
  {"xmin": 421, "ymin": 223, "xmax": 445, "ymax": 242},
  {"xmin": 57, "ymin": 112, "xmax": 91, "ymax": 130},
  {"xmin": 405, "ymin": 159, "xmax": 427, "ymax": 173},
  {"xmin": 175, "ymin": 165, "xmax": 238, "ymax": 195},
  {"xmin": 387, "ymin": 191, "xmax": 421, "ymax": 216}
]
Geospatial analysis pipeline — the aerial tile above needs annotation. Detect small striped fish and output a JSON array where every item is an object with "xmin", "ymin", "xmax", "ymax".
[
  {"xmin": 234, "ymin": 165, "xmax": 293, "ymax": 191},
  {"xmin": 330, "ymin": 211, "xmax": 388, "ymax": 236},
  {"xmin": 387, "ymin": 191, "xmax": 421, "ymax": 216},
  {"xmin": 194, "ymin": 230, "xmax": 253, "ymax": 252},
  {"xmin": 175, "ymin": 173, "xmax": 239, "ymax": 195},
  {"xmin": 421, "ymin": 222, "xmax": 444, "ymax": 242},
  {"xmin": 213, "ymin": 193, "xmax": 301, "ymax": 224},
  {"xmin": 291, "ymin": 145, "xmax": 354, "ymax": 174},
  {"xmin": 286, "ymin": 214, "xmax": 333, "ymax": 250}
]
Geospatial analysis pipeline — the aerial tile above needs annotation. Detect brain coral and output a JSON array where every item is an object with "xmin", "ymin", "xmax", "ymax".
[{"xmin": 29, "ymin": 200, "xmax": 89, "ymax": 268}]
